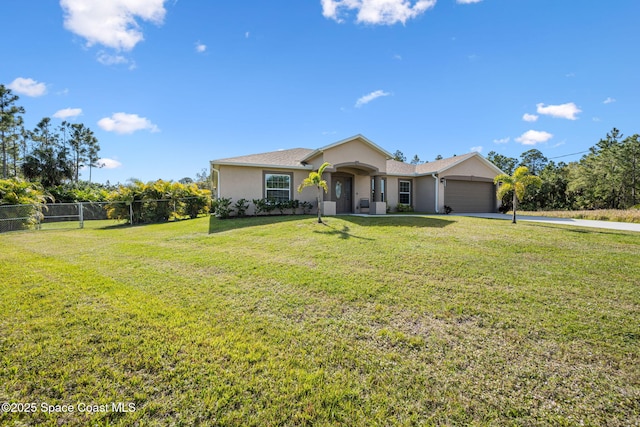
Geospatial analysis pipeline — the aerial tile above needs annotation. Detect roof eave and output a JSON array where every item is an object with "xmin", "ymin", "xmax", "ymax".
[{"xmin": 211, "ymin": 161, "xmax": 313, "ymax": 170}]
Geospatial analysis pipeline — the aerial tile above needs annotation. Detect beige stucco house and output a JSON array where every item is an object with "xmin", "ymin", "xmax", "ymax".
[{"xmin": 210, "ymin": 135, "xmax": 503, "ymax": 215}]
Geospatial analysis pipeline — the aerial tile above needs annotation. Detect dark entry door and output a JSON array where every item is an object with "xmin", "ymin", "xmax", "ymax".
[{"xmin": 333, "ymin": 174, "xmax": 353, "ymax": 214}]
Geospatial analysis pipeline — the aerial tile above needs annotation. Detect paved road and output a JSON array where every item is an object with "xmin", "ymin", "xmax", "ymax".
[{"xmin": 458, "ymin": 213, "xmax": 640, "ymax": 233}]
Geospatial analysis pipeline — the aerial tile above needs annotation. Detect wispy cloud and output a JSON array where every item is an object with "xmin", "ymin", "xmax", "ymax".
[
  {"xmin": 493, "ymin": 137, "xmax": 510, "ymax": 144},
  {"xmin": 60, "ymin": 0, "xmax": 167, "ymax": 51},
  {"xmin": 355, "ymin": 90, "xmax": 391, "ymax": 108},
  {"xmin": 470, "ymin": 146, "xmax": 483, "ymax": 153},
  {"xmin": 457, "ymin": 0, "xmax": 482, "ymax": 4},
  {"xmin": 8, "ymin": 77, "xmax": 47, "ymax": 97},
  {"xmin": 515, "ymin": 130, "xmax": 553, "ymax": 146},
  {"xmin": 603, "ymin": 97, "xmax": 616, "ymax": 104},
  {"xmin": 195, "ymin": 42, "xmax": 207, "ymax": 53},
  {"xmin": 97, "ymin": 51, "xmax": 130, "ymax": 66},
  {"xmin": 536, "ymin": 102, "xmax": 581, "ymax": 120},
  {"xmin": 53, "ymin": 108, "xmax": 83, "ymax": 120},
  {"xmin": 98, "ymin": 112, "xmax": 159, "ymax": 134},
  {"xmin": 321, "ymin": 0, "xmax": 437, "ymax": 25},
  {"xmin": 522, "ymin": 113, "xmax": 538, "ymax": 122}
]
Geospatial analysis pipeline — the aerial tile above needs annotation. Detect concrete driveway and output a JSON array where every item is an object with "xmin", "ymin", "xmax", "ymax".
[{"xmin": 458, "ymin": 213, "xmax": 640, "ymax": 233}]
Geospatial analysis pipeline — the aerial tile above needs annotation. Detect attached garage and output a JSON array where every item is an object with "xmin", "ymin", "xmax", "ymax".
[{"xmin": 444, "ymin": 179, "xmax": 496, "ymax": 213}]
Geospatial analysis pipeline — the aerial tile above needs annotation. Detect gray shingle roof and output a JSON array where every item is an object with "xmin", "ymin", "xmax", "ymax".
[
  {"xmin": 212, "ymin": 148, "xmax": 314, "ymax": 168},
  {"xmin": 212, "ymin": 144, "xmax": 492, "ymax": 176},
  {"xmin": 415, "ymin": 152, "xmax": 476, "ymax": 174}
]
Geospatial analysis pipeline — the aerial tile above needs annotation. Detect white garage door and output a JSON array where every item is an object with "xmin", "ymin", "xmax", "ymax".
[{"xmin": 444, "ymin": 180, "xmax": 496, "ymax": 213}]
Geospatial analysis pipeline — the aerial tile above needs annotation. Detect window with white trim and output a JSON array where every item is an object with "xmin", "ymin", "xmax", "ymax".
[
  {"xmin": 399, "ymin": 180, "xmax": 411, "ymax": 205},
  {"xmin": 265, "ymin": 173, "xmax": 291, "ymax": 201}
]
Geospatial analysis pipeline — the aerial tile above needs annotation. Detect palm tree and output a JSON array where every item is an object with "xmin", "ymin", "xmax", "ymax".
[
  {"xmin": 297, "ymin": 162, "xmax": 331, "ymax": 223},
  {"xmin": 494, "ymin": 166, "xmax": 542, "ymax": 223}
]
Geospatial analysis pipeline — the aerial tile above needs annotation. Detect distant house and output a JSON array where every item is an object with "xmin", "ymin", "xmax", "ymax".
[{"xmin": 210, "ymin": 135, "xmax": 503, "ymax": 215}]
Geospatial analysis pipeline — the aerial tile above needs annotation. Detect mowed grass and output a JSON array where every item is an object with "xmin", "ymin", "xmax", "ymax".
[
  {"xmin": 0, "ymin": 215, "xmax": 638, "ymax": 426},
  {"xmin": 519, "ymin": 209, "xmax": 640, "ymax": 223}
]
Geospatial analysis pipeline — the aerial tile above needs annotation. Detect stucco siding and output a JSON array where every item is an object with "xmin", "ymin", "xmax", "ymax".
[
  {"xmin": 354, "ymin": 175, "xmax": 371, "ymax": 213},
  {"xmin": 414, "ymin": 175, "xmax": 437, "ymax": 213},
  {"xmin": 441, "ymin": 156, "xmax": 496, "ymax": 179},
  {"xmin": 216, "ymin": 165, "xmax": 316, "ymax": 215},
  {"xmin": 385, "ymin": 176, "xmax": 399, "ymax": 211},
  {"xmin": 318, "ymin": 138, "xmax": 388, "ymax": 172}
]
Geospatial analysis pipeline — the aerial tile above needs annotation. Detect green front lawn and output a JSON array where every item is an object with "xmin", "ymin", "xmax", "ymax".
[{"xmin": 1, "ymin": 215, "xmax": 638, "ymax": 426}]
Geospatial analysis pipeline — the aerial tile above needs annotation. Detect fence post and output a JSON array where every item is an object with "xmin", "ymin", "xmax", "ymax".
[
  {"xmin": 129, "ymin": 201, "xmax": 133, "ymax": 225},
  {"xmin": 78, "ymin": 202, "xmax": 84, "ymax": 229}
]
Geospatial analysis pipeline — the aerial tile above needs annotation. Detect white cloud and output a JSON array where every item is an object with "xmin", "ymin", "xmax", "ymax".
[
  {"xmin": 603, "ymin": 97, "xmax": 616, "ymax": 104},
  {"xmin": 522, "ymin": 113, "xmax": 538, "ymax": 122},
  {"xmin": 355, "ymin": 90, "xmax": 391, "ymax": 107},
  {"xmin": 322, "ymin": 0, "xmax": 437, "ymax": 25},
  {"xmin": 97, "ymin": 51, "xmax": 129, "ymax": 66},
  {"xmin": 457, "ymin": 0, "xmax": 482, "ymax": 4},
  {"xmin": 97, "ymin": 158, "xmax": 123, "ymax": 169},
  {"xmin": 493, "ymin": 137, "xmax": 510, "ymax": 144},
  {"xmin": 53, "ymin": 108, "xmax": 83, "ymax": 119},
  {"xmin": 515, "ymin": 130, "xmax": 553, "ymax": 146},
  {"xmin": 60, "ymin": 0, "xmax": 167, "ymax": 51},
  {"xmin": 245, "ymin": 32, "xmax": 250, "ymax": 39},
  {"xmin": 195, "ymin": 42, "xmax": 206, "ymax": 53},
  {"xmin": 98, "ymin": 112, "xmax": 159, "ymax": 134},
  {"xmin": 470, "ymin": 146, "xmax": 483, "ymax": 153},
  {"xmin": 536, "ymin": 102, "xmax": 581, "ymax": 120},
  {"xmin": 8, "ymin": 77, "xmax": 47, "ymax": 97}
]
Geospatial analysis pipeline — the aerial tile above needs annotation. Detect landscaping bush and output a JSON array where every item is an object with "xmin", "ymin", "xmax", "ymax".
[
  {"xmin": 234, "ymin": 198, "xmax": 250, "ymax": 217},
  {"xmin": 212, "ymin": 197, "xmax": 234, "ymax": 219},
  {"xmin": 396, "ymin": 203, "xmax": 414, "ymax": 212}
]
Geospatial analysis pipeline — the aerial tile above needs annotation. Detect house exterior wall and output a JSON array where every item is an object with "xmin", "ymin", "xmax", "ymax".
[
  {"xmin": 441, "ymin": 156, "xmax": 497, "ymax": 179},
  {"xmin": 308, "ymin": 138, "xmax": 388, "ymax": 172},
  {"xmin": 414, "ymin": 175, "xmax": 437, "ymax": 213},
  {"xmin": 385, "ymin": 176, "xmax": 400, "ymax": 211},
  {"xmin": 437, "ymin": 156, "xmax": 499, "ymax": 213},
  {"xmin": 215, "ymin": 165, "xmax": 316, "ymax": 215},
  {"xmin": 354, "ymin": 174, "xmax": 371, "ymax": 213}
]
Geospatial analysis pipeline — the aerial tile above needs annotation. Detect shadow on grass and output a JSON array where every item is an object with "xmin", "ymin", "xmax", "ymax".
[
  {"xmin": 209, "ymin": 214, "xmax": 315, "ymax": 234},
  {"xmin": 209, "ymin": 214, "xmax": 455, "ymax": 235},
  {"xmin": 312, "ymin": 222, "xmax": 375, "ymax": 240},
  {"xmin": 340, "ymin": 215, "xmax": 456, "ymax": 229}
]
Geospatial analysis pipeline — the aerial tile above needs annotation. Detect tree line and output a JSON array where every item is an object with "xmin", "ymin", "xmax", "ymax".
[
  {"xmin": 486, "ymin": 128, "xmax": 640, "ymax": 211},
  {"xmin": 0, "ymin": 84, "xmax": 101, "ymax": 186}
]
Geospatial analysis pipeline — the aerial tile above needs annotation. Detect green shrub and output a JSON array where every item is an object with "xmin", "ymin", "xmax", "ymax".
[
  {"xmin": 234, "ymin": 198, "xmax": 250, "ymax": 217},
  {"xmin": 396, "ymin": 203, "xmax": 414, "ymax": 212},
  {"xmin": 212, "ymin": 197, "xmax": 233, "ymax": 219}
]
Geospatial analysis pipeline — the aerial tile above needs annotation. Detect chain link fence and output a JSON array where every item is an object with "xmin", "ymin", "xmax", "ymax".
[{"xmin": 0, "ymin": 197, "xmax": 209, "ymax": 233}]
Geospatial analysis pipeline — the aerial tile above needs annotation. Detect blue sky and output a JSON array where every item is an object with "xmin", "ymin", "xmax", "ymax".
[{"xmin": 2, "ymin": 0, "xmax": 639, "ymax": 184}]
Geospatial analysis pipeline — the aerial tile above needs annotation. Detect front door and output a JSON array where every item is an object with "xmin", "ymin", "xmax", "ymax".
[{"xmin": 333, "ymin": 174, "xmax": 353, "ymax": 214}]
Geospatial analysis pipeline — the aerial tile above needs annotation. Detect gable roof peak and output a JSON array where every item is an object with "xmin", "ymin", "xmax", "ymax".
[{"xmin": 300, "ymin": 134, "xmax": 394, "ymax": 162}]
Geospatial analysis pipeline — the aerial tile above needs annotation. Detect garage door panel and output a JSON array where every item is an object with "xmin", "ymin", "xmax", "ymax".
[{"xmin": 444, "ymin": 180, "xmax": 495, "ymax": 213}]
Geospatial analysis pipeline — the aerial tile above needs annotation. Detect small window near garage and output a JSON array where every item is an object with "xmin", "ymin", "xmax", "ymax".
[
  {"xmin": 265, "ymin": 173, "xmax": 291, "ymax": 201},
  {"xmin": 399, "ymin": 180, "xmax": 411, "ymax": 205}
]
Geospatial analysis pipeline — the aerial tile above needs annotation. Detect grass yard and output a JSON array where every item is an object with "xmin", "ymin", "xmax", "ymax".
[
  {"xmin": 518, "ymin": 209, "xmax": 640, "ymax": 223},
  {"xmin": 0, "ymin": 215, "xmax": 638, "ymax": 426}
]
